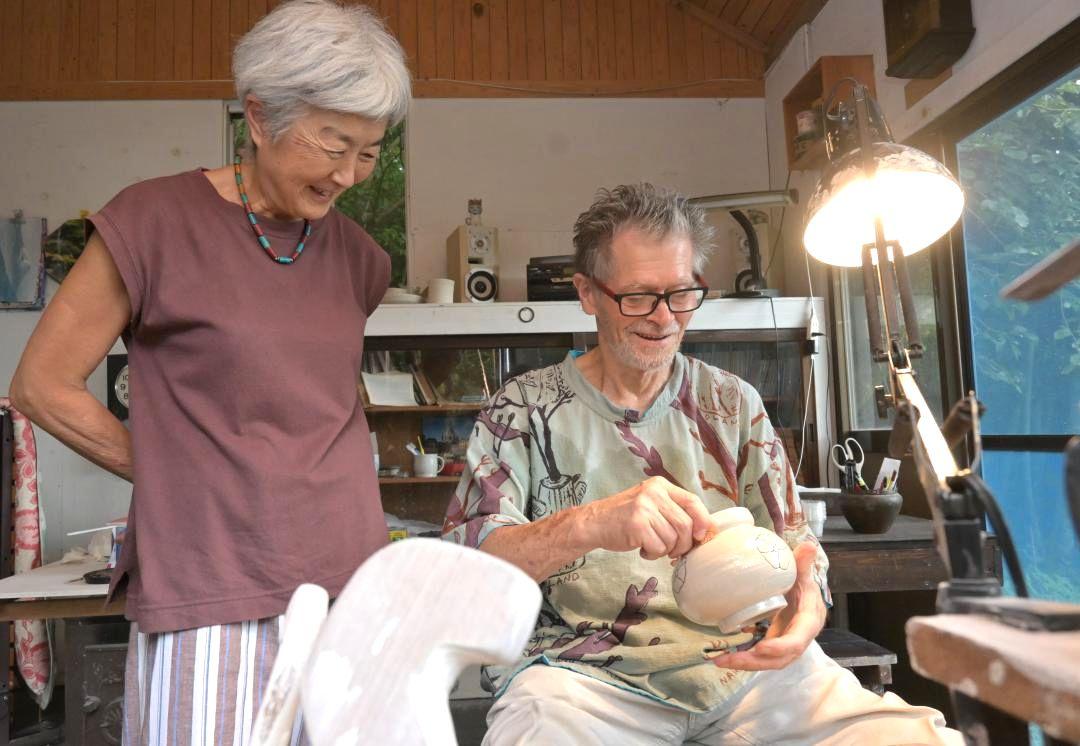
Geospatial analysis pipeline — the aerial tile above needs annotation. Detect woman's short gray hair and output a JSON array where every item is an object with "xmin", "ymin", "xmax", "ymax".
[
  {"xmin": 233, "ymin": 0, "xmax": 411, "ymax": 142},
  {"xmin": 573, "ymin": 183, "xmax": 715, "ymax": 280}
]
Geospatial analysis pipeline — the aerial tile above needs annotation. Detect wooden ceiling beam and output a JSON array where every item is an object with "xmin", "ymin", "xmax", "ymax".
[
  {"xmin": 766, "ymin": 0, "xmax": 829, "ymax": 65},
  {"xmin": 670, "ymin": 0, "xmax": 768, "ymax": 54}
]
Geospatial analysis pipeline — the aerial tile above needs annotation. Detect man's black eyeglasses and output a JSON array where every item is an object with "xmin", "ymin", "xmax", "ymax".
[{"xmin": 590, "ymin": 274, "xmax": 709, "ymax": 317}]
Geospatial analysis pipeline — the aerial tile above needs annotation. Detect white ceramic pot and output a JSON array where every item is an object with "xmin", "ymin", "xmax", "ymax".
[{"xmin": 672, "ymin": 506, "xmax": 797, "ymax": 633}]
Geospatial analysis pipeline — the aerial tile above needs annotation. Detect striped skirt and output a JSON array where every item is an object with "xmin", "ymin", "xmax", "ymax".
[{"xmin": 122, "ymin": 617, "xmax": 307, "ymax": 746}]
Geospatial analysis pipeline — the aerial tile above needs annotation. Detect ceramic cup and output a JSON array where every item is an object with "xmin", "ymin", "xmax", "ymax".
[
  {"xmin": 672, "ymin": 506, "xmax": 797, "ymax": 633},
  {"xmin": 426, "ymin": 278, "xmax": 455, "ymax": 304},
  {"xmin": 413, "ymin": 454, "xmax": 446, "ymax": 478},
  {"xmin": 795, "ymin": 109, "xmax": 819, "ymax": 136},
  {"xmin": 802, "ymin": 499, "xmax": 826, "ymax": 537}
]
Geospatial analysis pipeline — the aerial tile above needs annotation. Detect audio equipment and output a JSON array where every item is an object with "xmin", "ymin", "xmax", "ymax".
[
  {"xmin": 463, "ymin": 266, "xmax": 498, "ymax": 303},
  {"xmin": 446, "ymin": 224, "xmax": 499, "ymax": 301},
  {"xmin": 526, "ymin": 255, "xmax": 578, "ymax": 301}
]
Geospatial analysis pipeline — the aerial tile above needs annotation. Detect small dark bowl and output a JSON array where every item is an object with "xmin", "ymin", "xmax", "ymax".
[{"xmin": 839, "ymin": 491, "xmax": 902, "ymax": 534}]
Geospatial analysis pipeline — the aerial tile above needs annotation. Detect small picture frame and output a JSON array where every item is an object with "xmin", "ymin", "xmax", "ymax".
[
  {"xmin": 0, "ymin": 212, "xmax": 46, "ymax": 310},
  {"xmin": 421, "ymin": 414, "xmax": 476, "ymax": 461}
]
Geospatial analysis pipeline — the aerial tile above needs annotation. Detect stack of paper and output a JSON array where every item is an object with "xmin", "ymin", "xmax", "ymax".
[{"xmin": 361, "ymin": 371, "xmax": 419, "ymax": 406}]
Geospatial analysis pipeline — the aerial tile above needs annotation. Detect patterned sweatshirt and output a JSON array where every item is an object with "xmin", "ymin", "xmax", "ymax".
[{"xmin": 442, "ymin": 351, "xmax": 830, "ymax": 713}]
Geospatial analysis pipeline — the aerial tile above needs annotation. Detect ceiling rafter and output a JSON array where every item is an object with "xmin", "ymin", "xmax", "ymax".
[
  {"xmin": 669, "ymin": 0, "xmax": 768, "ymax": 55},
  {"xmin": 767, "ymin": 0, "xmax": 830, "ymax": 64}
]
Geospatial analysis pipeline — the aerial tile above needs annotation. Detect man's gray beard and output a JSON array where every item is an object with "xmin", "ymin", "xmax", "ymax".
[{"xmin": 609, "ymin": 331, "xmax": 681, "ymax": 373}]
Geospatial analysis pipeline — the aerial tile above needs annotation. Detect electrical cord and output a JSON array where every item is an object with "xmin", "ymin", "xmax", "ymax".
[
  {"xmin": 766, "ymin": 295, "xmax": 783, "ymax": 432},
  {"xmin": 763, "ymin": 169, "xmax": 793, "ymax": 280},
  {"xmin": 794, "ymin": 247, "xmax": 819, "ymax": 482},
  {"xmin": 964, "ymin": 473, "xmax": 1029, "ymax": 598}
]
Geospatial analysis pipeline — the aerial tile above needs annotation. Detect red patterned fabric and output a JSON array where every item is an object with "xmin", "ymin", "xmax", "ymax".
[{"xmin": 1, "ymin": 400, "xmax": 53, "ymax": 708}]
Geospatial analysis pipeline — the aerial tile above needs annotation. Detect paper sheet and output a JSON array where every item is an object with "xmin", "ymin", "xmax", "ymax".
[{"xmin": 361, "ymin": 371, "xmax": 418, "ymax": 406}]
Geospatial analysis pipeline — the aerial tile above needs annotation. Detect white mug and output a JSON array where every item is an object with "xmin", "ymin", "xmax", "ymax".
[
  {"xmin": 802, "ymin": 499, "xmax": 826, "ymax": 538},
  {"xmin": 426, "ymin": 278, "xmax": 455, "ymax": 304},
  {"xmin": 413, "ymin": 453, "xmax": 446, "ymax": 478}
]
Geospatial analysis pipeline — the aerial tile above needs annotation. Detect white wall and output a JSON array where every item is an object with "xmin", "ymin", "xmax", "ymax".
[
  {"xmin": 763, "ymin": 0, "xmax": 1080, "ymax": 296},
  {"xmin": 405, "ymin": 98, "xmax": 771, "ymax": 299},
  {"xmin": 0, "ymin": 100, "xmax": 227, "ymax": 561},
  {"xmin": 1, "ymin": 96, "xmax": 771, "ymax": 560}
]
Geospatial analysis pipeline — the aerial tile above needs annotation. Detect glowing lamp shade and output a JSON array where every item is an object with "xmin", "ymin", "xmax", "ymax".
[{"xmin": 803, "ymin": 142, "xmax": 965, "ymax": 267}]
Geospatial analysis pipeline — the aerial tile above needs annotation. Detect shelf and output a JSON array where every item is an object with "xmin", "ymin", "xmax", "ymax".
[
  {"xmin": 782, "ymin": 55, "xmax": 875, "ymax": 171},
  {"xmin": 364, "ymin": 404, "xmax": 483, "ymax": 413},
  {"xmin": 379, "ymin": 477, "xmax": 461, "ymax": 485},
  {"xmin": 790, "ymin": 138, "xmax": 829, "ymax": 172}
]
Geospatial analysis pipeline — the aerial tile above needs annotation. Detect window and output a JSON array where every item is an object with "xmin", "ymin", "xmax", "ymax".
[
  {"xmin": 833, "ymin": 252, "xmax": 946, "ymax": 431},
  {"xmin": 954, "ymin": 64, "xmax": 1080, "ymax": 602},
  {"xmin": 227, "ymin": 110, "xmax": 407, "ymax": 286}
]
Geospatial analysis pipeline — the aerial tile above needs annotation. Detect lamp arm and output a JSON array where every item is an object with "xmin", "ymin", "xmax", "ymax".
[
  {"xmin": 892, "ymin": 370, "xmax": 1034, "ymax": 607},
  {"xmin": 893, "ymin": 371, "xmax": 960, "ymax": 534},
  {"xmin": 861, "ymin": 246, "xmax": 888, "ymax": 363},
  {"xmin": 891, "ymin": 244, "xmax": 924, "ymax": 357}
]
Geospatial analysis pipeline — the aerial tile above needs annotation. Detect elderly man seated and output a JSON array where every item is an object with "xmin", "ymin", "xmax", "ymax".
[{"xmin": 443, "ymin": 183, "xmax": 960, "ymax": 745}]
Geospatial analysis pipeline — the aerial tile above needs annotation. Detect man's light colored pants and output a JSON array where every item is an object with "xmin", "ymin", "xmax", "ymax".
[{"xmin": 483, "ymin": 642, "xmax": 962, "ymax": 745}]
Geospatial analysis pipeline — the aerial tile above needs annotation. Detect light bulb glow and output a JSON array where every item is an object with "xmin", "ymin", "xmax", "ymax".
[{"xmin": 803, "ymin": 143, "xmax": 965, "ymax": 267}]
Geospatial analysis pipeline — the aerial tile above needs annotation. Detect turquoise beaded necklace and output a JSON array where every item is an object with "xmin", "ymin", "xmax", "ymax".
[{"xmin": 233, "ymin": 155, "xmax": 312, "ymax": 265}]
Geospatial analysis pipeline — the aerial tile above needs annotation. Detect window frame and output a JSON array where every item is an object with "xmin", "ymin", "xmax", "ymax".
[{"xmin": 912, "ymin": 14, "xmax": 1080, "ymax": 454}]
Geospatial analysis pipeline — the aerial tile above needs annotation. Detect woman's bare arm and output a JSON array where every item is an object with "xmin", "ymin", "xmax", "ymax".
[{"xmin": 10, "ymin": 233, "xmax": 135, "ymax": 480}]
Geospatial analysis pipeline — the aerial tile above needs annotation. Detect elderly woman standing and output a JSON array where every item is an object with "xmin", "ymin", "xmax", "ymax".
[{"xmin": 10, "ymin": 1, "xmax": 409, "ymax": 741}]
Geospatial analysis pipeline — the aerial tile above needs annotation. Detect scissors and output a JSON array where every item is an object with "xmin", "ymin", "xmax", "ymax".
[{"xmin": 831, "ymin": 437, "xmax": 868, "ymax": 492}]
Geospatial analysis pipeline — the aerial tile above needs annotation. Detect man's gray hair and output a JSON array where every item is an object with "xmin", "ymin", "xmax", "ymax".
[
  {"xmin": 573, "ymin": 183, "xmax": 715, "ymax": 281},
  {"xmin": 233, "ymin": 0, "xmax": 411, "ymax": 144}
]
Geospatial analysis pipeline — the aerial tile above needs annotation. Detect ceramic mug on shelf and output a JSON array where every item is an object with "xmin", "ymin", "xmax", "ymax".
[
  {"xmin": 413, "ymin": 454, "xmax": 446, "ymax": 478},
  {"xmin": 802, "ymin": 499, "xmax": 826, "ymax": 538},
  {"xmin": 426, "ymin": 278, "xmax": 455, "ymax": 304},
  {"xmin": 672, "ymin": 507, "xmax": 797, "ymax": 633},
  {"xmin": 795, "ymin": 108, "xmax": 821, "ymax": 137}
]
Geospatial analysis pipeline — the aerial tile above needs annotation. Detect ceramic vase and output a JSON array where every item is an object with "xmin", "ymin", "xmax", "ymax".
[{"xmin": 672, "ymin": 506, "xmax": 797, "ymax": 633}]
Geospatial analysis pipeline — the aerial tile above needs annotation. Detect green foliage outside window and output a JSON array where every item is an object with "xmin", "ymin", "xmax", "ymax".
[{"xmin": 957, "ymin": 72, "xmax": 1080, "ymax": 433}]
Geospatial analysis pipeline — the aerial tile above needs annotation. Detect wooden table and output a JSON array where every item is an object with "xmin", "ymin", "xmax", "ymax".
[
  {"xmin": 819, "ymin": 515, "xmax": 1000, "ymax": 628},
  {"xmin": 0, "ymin": 516, "xmax": 997, "ymax": 623},
  {"xmin": 907, "ymin": 612, "xmax": 1080, "ymax": 742},
  {"xmin": 0, "ymin": 557, "xmax": 124, "ymax": 621},
  {"xmin": 0, "ymin": 558, "xmax": 127, "ymax": 746}
]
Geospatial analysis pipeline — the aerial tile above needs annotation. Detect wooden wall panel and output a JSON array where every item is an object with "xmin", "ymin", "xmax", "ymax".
[
  {"xmin": 0, "ymin": 0, "xmax": 768, "ymax": 100},
  {"xmin": 113, "ymin": 0, "xmax": 134, "ymax": 81},
  {"xmin": 1, "ymin": 1, "xmax": 20, "ymax": 84},
  {"xmin": 666, "ymin": 2, "xmax": 686, "ymax": 84},
  {"xmin": 472, "ymin": 0, "xmax": 490, "ymax": 80},
  {"xmin": 156, "ymin": 0, "xmax": 174, "ymax": 81},
  {"xmin": 595, "ymin": 0, "xmax": 616, "ymax": 80},
  {"xmin": 173, "ymin": 0, "xmax": 193, "ymax": 80},
  {"xmin": 684, "ymin": 6, "xmax": 704, "ymax": 81},
  {"xmin": 507, "ymin": 0, "xmax": 528, "ymax": 79},
  {"xmin": 417, "ymin": 0, "xmax": 437, "ymax": 78},
  {"xmin": 488, "ymin": 0, "xmax": 508, "ymax": 80},
  {"xmin": 435, "ymin": 0, "xmax": 454, "ymax": 78}
]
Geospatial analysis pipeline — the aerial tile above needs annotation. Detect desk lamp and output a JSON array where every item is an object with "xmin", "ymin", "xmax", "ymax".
[
  {"xmin": 802, "ymin": 77, "xmax": 1080, "ymax": 739},
  {"xmin": 801, "ymin": 78, "xmax": 1080, "ymax": 614}
]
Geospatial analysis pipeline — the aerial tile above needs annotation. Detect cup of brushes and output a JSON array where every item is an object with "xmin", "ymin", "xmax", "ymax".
[{"xmin": 838, "ymin": 458, "xmax": 903, "ymax": 534}]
